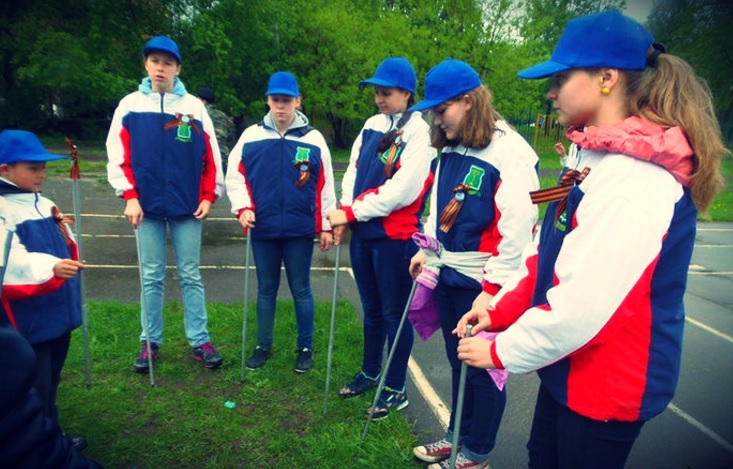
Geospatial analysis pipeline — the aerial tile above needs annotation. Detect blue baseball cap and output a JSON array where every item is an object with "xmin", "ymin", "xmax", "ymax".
[
  {"xmin": 266, "ymin": 71, "xmax": 300, "ymax": 97},
  {"xmin": 143, "ymin": 36, "xmax": 182, "ymax": 64},
  {"xmin": 409, "ymin": 59, "xmax": 481, "ymax": 111},
  {"xmin": 360, "ymin": 57, "xmax": 417, "ymax": 94},
  {"xmin": 518, "ymin": 10, "xmax": 654, "ymax": 79},
  {"xmin": 0, "ymin": 130, "xmax": 67, "ymax": 165}
]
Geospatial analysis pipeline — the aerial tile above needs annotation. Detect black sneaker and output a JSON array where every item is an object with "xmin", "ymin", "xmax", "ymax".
[
  {"xmin": 133, "ymin": 341, "xmax": 159, "ymax": 374},
  {"xmin": 193, "ymin": 341, "xmax": 223, "ymax": 369},
  {"xmin": 295, "ymin": 348, "xmax": 314, "ymax": 373},
  {"xmin": 246, "ymin": 346, "xmax": 272, "ymax": 370},
  {"xmin": 339, "ymin": 371, "xmax": 379, "ymax": 398},
  {"xmin": 367, "ymin": 386, "xmax": 409, "ymax": 421}
]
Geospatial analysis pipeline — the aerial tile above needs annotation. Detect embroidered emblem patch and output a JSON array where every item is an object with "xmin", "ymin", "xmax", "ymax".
[
  {"xmin": 176, "ymin": 115, "xmax": 192, "ymax": 142},
  {"xmin": 462, "ymin": 165, "xmax": 485, "ymax": 196},
  {"xmin": 293, "ymin": 146, "xmax": 311, "ymax": 167},
  {"xmin": 164, "ymin": 113, "xmax": 200, "ymax": 143}
]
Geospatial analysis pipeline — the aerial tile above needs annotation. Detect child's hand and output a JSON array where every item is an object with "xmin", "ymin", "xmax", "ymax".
[
  {"xmin": 332, "ymin": 225, "xmax": 348, "ymax": 245},
  {"xmin": 194, "ymin": 200, "xmax": 212, "ymax": 219},
  {"xmin": 53, "ymin": 259, "xmax": 85, "ymax": 279},
  {"xmin": 409, "ymin": 250, "xmax": 426, "ymax": 279},
  {"xmin": 124, "ymin": 199, "xmax": 144, "ymax": 228},
  {"xmin": 238, "ymin": 209, "xmax": 255, "ymax": 228},
  {"xmin": 326, "ymin": 209, "xmax": 348, "ymax": 227}
]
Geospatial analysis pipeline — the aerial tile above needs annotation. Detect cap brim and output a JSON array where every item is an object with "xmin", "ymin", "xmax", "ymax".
[
  {"xmin": 359, "ymin": 78, "xmax": 397, "ymax": 88},
  {"xmin": 517, "ymin": 61, "xmax": 571, "ymax": 79},
  {"xmin": 7, "ymin": 153, "xmax": 67, "ymax": 163},
  {"xmin": 265, "ymin": 89, "xmax": 299, "ymax": 97},
  {"xmin": 30, "ymin": 153, "xmax": 67, "ymax": 162},
  {"xmin": 408, "ymin": 99, "xmax": 445, "ymax": 112}
]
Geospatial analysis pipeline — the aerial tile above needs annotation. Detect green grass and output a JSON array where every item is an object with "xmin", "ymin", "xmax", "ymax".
[{"xmin": 59, "ymin": 300, "xmax": 421, "ymax": 468}]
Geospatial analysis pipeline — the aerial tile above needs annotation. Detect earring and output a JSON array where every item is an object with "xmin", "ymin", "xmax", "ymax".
[{"xmin": 601, "ymin": 86, "xmax": 611, "ymax": 95}]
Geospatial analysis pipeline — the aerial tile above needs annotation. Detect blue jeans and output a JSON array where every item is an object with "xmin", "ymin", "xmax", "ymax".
[
  {"xmin": 350, "ymin": 235, "xmax": 416, "ymax": 390},
  {"xmin": 250, "ymin": 236, "xmax": 315, "ymax": 350},
  {"xmin": 436, "ymin": 281, "xmax": 506, "ymax": 463},
  {"xmin": 527, "ymin": 384, "xmax": 644, "ymax": 469},
  {"xmin": 136, "ymin": 217, "xmax": 210, "ymax": 347}
]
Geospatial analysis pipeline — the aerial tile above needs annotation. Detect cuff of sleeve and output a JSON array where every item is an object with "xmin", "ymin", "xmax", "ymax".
[
  {"xmin": 236, "ymin": 207, "xmax": 252, "ymax": 219},
  {"xmin": 490, "ymin": 341, "xmax": 505, "ymax": 369},
  {"xmin": 343, "ymin": 206, "xmax": 357, "ymax": 223},
  {"xmin": 122, "ymin": 190, "xmax": 138, "ymax": 201},
  {"xmin": 487, "ymin": 308, "xmax": 506, "ymax": 331},
  {"xmin": 201, "ymin": 193, "xmax": 216, "ymax": 203},
  {"xmin": 482, "ymin": 280, "xmax": 501, "ymax": 296}
]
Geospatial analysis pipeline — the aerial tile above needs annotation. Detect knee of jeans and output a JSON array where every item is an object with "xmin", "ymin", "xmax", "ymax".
[{"xmin": 290, "ymin": 284, "xmax": 313, "ymax": 300}]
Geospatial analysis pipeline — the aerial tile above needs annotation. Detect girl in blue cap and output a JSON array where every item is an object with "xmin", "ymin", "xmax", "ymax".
[
  {"xmin": 326, "ymin": 57, "xmax": 437, "ymax": 420},
  {"xmin": 455, "ymin": 10, "xmax": 728, "ymax": 469},
  {"xmin": 408, "ymin": 59, "xmax": 540, "ymax": 468},
  {"xmin": 227, "ymin": 71, "xmax": 336, "ymax": 373},
  {"xmin": 107, "ymin": 36, "xmax": 225, "ymax": 373}
]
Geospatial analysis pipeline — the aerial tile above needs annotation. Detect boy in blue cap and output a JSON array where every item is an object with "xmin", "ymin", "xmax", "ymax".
[
  {"xmin": 0, "ymin": 129, "xmax": 88, "ymax": 451},
  {"xmin": 107, "ymin": 35, "xmax": 225, "ymax": 373}
]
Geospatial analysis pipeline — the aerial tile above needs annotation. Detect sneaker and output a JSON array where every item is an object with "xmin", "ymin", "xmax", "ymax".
[
  {"xmin": 427, "ymin": 452, "xmax": 490, "ymax": 469},
  {"xmin": 193, "ymin": 342, "xmax": 223, "ymax": 369},
  {"xmin": 246, "ymin": 346, "xmax": 272, "ymax": 370},
  {"xmin": 133, "ymin": 341, "xmax": 159, "ymax": 373},
  {"xmin": 339, "ymin": 371, "xmax": 379, "ymax": 398},
  {"xmin": 366, "ymin": 386, "xmax": 408, "ymax": 421},
  {"xmin": 414, "ymin": 438, "xmax": 459, "ymax": 463},
  {"xmin": 295, "ymin": 348, "xmax": 314, "ymax": 373}
]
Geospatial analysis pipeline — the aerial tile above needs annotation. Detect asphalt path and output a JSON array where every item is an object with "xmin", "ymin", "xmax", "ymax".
[{"xmin": 43, "ymin": 176, "xmax": 733, "ymax": 469}]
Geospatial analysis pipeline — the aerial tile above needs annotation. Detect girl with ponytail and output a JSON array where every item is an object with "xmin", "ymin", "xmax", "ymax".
[{"xmin": 455, "ymin": 10, "xmax": 728, "ymax": 469}]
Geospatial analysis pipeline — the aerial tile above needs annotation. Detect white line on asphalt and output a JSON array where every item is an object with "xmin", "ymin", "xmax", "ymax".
[
  {"xmin": 688, "ymin": 272, "xmax": 733, "ymax": 275},
  {"xmin": 668, "ymin": 403, "xmax": 733, "ymax": 454},
  {"xmin": 686, "ymin": 317, "xmax": 733, "ymax": 345},
  {"xmin": 408, "ymin": 356, "xmax": 450, "ymax": 429}
]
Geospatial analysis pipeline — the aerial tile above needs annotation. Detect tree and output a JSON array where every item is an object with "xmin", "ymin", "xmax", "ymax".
[{"xmin": 646, "ymin": 0, "xmax": 733, "ymax": 142}]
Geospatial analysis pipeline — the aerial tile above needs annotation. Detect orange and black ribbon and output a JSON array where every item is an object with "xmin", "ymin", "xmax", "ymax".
[
  {"xmin": 439, "ymin": 184, "xmax": 470, "ymax": 233},
  {"xmin": 295, "ymin": 161, "xmax": 310, "ymax": 187},
  {"xmin": 529, "ymin": 167, "xmax": 590, "ymax": 220},
  {"xmin": 64, "ymin": 137, "xmax": 80, "ymax": 180},
  {"xmin": 51, "ymin": 206, "xmax": 75, "ymax": 246},
  {"xmin": 163, "ymin": 113, "xmax": 202, "ymax": 134},
  {"xmin": 383, "ymin": 132, "xmax": 403, "ymax": 179}
]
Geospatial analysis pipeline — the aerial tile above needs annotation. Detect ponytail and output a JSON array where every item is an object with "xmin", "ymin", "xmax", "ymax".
[{"xmin": 627, "ymin": 45, "xmax": 729, "ymax": 213}]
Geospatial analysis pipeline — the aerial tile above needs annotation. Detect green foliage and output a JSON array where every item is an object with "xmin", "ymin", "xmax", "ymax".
[
  {"xmin": 59, "ymin": 300, "xmax": 421, "ymax": 468},
  {"xmin": 646, "ymin": 0, "xmax": 733, "ymax": 143},
  {"xmin": 1, "ymin": 0, "xmax": 729, "ymax": 148}
]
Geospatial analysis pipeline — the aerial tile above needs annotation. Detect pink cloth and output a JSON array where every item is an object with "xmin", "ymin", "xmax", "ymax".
[
  {"xmin": 408, "ymin": 269, "xmax": 441, "ymax": 341},
  {"xmin": 408, "ymin": 232, "xmax": 442, "ymax": 340},
  {"xmin": 566, "ymin": 116, "xmax": 694, "ymax": 187},
  {"xmin": 475, "ymin": 331, "xmax": 508, "ymax": 391}
]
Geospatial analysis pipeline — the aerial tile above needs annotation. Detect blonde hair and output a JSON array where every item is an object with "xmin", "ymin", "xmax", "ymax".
[
  {"xmin": 627, "ymin": 48, "xmax": 729, "ymax": 213},
  {"xmin": 431, "ymin": 85, "xmax": 503, "ymax": 149}
]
